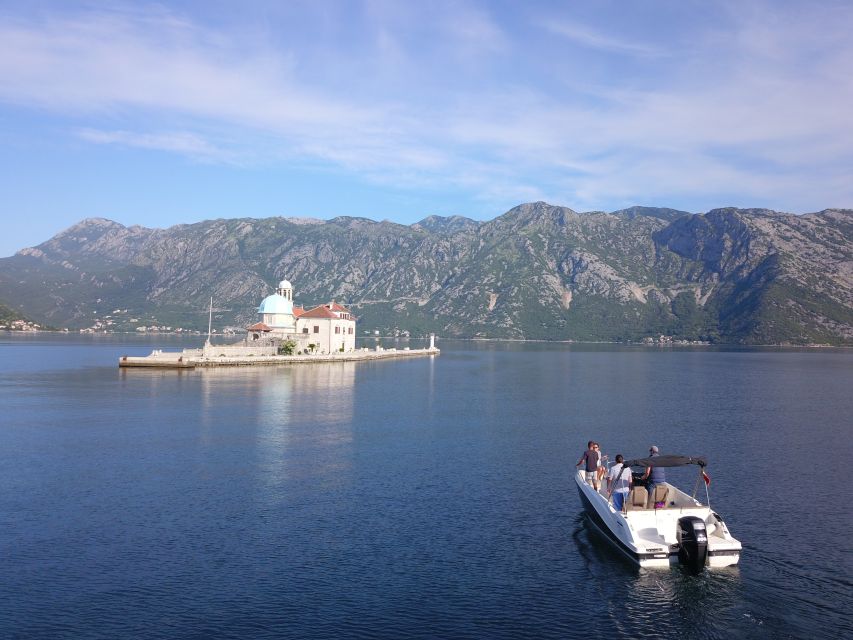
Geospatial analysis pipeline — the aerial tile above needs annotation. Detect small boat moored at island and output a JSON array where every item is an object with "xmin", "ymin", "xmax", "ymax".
[{"xmin": 575, "ymin": 454, "xmax": 741, "ymax": 572}]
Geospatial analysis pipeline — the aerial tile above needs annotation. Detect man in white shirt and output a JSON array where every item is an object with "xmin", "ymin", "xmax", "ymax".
[{"xmin": 607, "ymin": 454, "xmax": 632, "ymax": 512}]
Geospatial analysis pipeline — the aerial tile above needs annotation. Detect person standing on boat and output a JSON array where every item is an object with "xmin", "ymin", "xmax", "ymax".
[
  {"xmin": 642, "ymin": 445, "xmax": 665, "ymax": 494},
  {"xmin": 595, "ymin": 443, "xmax": 608, "ymax": 485},
  {"xmin": 607, "ymin": 454, "xmax": 632, "ymax": 511},
  {"xmin": 576, "ymin": 441, "xmax": 600, "ymax": 490}
]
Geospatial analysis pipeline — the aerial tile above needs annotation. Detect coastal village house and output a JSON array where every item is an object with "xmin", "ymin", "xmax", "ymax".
[{"xmin": 246, "ymin": 279, "xmax": 356, "ymax": 354}]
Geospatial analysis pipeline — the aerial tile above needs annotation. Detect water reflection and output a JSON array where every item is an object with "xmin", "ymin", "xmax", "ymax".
[
  {"xmin": 426, "ymin": 353, "xmax": 436, "ymax": 412},
  {"xmin": 572, "ymin": 513, "xmax": 750, "ymax": 639},
  {"xmin": 193, "ymin": 363, "xmax": 358, "ymax": 492},
  {"xmin": 118, "ymin": 363, "xmax": 358, "ymax": 490},
  {"xmin": 281, "ymin": 363, "xmax": 358, "ymax": 490},
  {"xmin": 117, "ymin": 367, "xmax": 195, "ymax": 416},
  {"xmin": 190, "ymin": 363, "xmax": 357, "ymax": 426},
  {"xmin": 287, "ymin": 362, "xmax": 357, "ymax": 428}
]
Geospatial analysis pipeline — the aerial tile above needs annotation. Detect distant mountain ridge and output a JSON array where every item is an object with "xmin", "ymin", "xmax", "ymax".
[{"xmin": 1, "ymin": 202, "xmax": 851, "ymax": 344}]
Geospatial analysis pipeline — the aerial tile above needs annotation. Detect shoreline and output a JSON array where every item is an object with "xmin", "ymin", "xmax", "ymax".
[{"xmin": 2, "ymin": 329, "xmax": 848, "ymax": 349}]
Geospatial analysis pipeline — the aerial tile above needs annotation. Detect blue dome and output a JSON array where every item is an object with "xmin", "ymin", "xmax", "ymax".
[{"xmin": 258, "ymin": 294, "xmax": 293, "ymax": 315}]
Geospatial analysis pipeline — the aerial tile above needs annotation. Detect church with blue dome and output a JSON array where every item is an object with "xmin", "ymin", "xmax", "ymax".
[
  {"xmin": 247, "ymin": 278, "xmax": 357, "ymax": 354},
  {"xmin": 257, "ymin": 280, "xmax": 296, "ymax": 332}
]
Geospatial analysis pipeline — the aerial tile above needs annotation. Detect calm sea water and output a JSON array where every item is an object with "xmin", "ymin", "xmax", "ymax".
[{"xmin": 0, "ymin": 334, "xmax": 851, "ymax": 639}]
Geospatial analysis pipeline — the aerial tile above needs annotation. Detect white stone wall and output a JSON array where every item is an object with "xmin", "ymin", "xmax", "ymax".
[{"xmin": 201, "ymin": 343, "xmax": 277, "ymax": 357}]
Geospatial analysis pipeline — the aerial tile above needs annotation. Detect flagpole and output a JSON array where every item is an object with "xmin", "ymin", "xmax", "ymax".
[{"xmin": 207, "ymin": 296, "xmax": 213, "ymax": 343}]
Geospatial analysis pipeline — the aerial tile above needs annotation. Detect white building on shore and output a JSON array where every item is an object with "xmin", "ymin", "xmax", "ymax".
[
  {"xmin": 247, "ymin": 279, "xmax": 356, "ymax": 354},
  {"xmin": 295, "ymin": 301, "xmax": 356, "ymax": 354}
]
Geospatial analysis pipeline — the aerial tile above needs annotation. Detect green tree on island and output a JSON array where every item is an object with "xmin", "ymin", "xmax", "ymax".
[{"xmin": 278, "ymin": 339, "xmax": 297, "ymax": 356}]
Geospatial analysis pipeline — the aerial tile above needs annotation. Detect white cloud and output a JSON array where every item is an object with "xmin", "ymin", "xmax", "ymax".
[
  {"xmin": 76, "ymin": 128, "xmax": 234, "ymax": 163},
  {"xmin": 440, "ymin": 6, "xmax": 508, "ymax": 54},
  {"xmin": 539, "ymin": 19, "xmax": 663, "ymax": 57},
  {"xmin": 0, "ymin": 2, "xmax": 850, "ymax": 214},
  {"xmin": 0, "ymin": 10, "xmax": 378, "ymax": 131}
]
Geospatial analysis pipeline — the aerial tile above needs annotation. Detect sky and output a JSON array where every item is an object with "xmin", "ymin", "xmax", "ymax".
[{"xmin": 1, "ymin": 0, "xmax": 852, "ymax": 257}]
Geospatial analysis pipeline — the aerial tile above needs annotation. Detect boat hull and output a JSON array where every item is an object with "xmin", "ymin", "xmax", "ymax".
[{"xmin": 574, "ymin": 471, "xmax": 740, "ymax": 569}]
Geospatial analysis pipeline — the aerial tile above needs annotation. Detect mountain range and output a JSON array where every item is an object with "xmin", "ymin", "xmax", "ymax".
[{"xmin": 1, "ymin": 202, "xmax": 851, "ymax": 344}]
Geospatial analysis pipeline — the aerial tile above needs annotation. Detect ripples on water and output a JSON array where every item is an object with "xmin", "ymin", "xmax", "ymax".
[{"xmin": 0, "ymin": 336, "xmax": 851, "ymax": 639}]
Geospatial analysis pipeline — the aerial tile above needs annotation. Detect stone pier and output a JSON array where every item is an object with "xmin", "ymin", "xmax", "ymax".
[{"xmin": 119, "ymin": 343, "xmax": 440, "ymax": 369}]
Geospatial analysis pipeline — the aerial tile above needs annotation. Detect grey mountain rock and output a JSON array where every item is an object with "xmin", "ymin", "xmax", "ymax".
[{"xmin": 1, "ymin": 202, "xmax": 850, "ymax": 344}]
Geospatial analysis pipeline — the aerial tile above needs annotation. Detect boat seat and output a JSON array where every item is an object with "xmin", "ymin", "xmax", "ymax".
[
  {"xmin": 626, "ymin": 486, "xmax": 648, "ymax": 511},
  {"xmin": 647, "ymin": 484, "xmax": 670, "ymax": 509}
]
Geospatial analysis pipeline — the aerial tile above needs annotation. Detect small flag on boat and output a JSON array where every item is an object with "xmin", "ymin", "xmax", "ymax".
[{"xmin": 702, "ymin": 471, "xmax": 711, "ymax": 486}]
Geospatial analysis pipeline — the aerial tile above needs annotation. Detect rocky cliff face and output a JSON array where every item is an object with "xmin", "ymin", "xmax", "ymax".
[{"xmin": 1, "ymin": 203, "xmax": 851, "ymax": 344}]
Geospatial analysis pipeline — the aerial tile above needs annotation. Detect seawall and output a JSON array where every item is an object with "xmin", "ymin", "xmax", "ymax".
[{"xmin": 119, "ymin": 346, "xmax": 440, "ymax": 369}]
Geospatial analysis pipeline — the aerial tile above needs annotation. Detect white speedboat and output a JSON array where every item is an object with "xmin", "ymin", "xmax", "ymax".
[{"xmin": 575, "ymin": 454, "xmax": 741, "ymax": 572}]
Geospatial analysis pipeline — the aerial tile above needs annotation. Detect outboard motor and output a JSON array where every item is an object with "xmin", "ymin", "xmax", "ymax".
[{"xmin": 677, "ymin": 516, "xmax": 708, "ymax": 574}]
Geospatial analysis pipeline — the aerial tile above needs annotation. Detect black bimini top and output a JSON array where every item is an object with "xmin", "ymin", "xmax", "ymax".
[{"xmin": 623, "ymin": 454, "xmax": 707, "ymax": 468}]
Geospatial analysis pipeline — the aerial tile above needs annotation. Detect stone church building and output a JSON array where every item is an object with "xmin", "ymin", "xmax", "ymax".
[{"xmin": 246, "ymin": 279, "xmax": 357, "ymax": 354}]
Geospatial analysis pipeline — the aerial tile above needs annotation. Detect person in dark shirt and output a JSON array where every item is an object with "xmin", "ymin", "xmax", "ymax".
[
  {"xmin": 576, "ymin": 441, "xmax": 601, "ymax": 490},
  {"xmin": 642, "ymin": 445, "xmax": 665, "ymax": 495}
]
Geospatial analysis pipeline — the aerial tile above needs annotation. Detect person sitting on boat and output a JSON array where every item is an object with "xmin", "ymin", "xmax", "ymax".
[
  {"xmin": 607, "ymin": 454, "xmax": 632, "ymax": 511},
  {"xmin": 576, "ymin": 441, "xmax": 600, "ymax": 490},
  {"xmin": 642, "ymin": 445, "xmax": 665, "ymax": 495}
]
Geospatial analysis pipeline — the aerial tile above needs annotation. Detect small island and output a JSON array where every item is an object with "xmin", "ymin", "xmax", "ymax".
[{"xmin": 119, "ymin": 278, "xmax": 439, "ymax": 368}]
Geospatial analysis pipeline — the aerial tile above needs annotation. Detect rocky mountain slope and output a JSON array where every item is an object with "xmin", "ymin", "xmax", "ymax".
[{"xmin": 1, "ymin": 202, "xmax": 851, "ymax": 344}]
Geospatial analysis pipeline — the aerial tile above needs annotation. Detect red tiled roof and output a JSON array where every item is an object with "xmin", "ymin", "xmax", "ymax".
[
  {"xmin": 299, "ymin": 305, "xmax": 338, "ymax": 319},
  {"xmin": 246, "ymin": 322, "xmax": 272, "ymax": 331},
  {"xmin": 293, "ymin": 306, "xmax": 305, "ymax": 317},
  {"xmin": 328, "ymin": 301, "xmax": 350, "ymax": 312}
]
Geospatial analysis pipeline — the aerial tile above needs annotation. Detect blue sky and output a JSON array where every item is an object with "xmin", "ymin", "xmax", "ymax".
[{"xmin": 1, "ymin": 0, "xmax": 851, "ymax": 257}]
